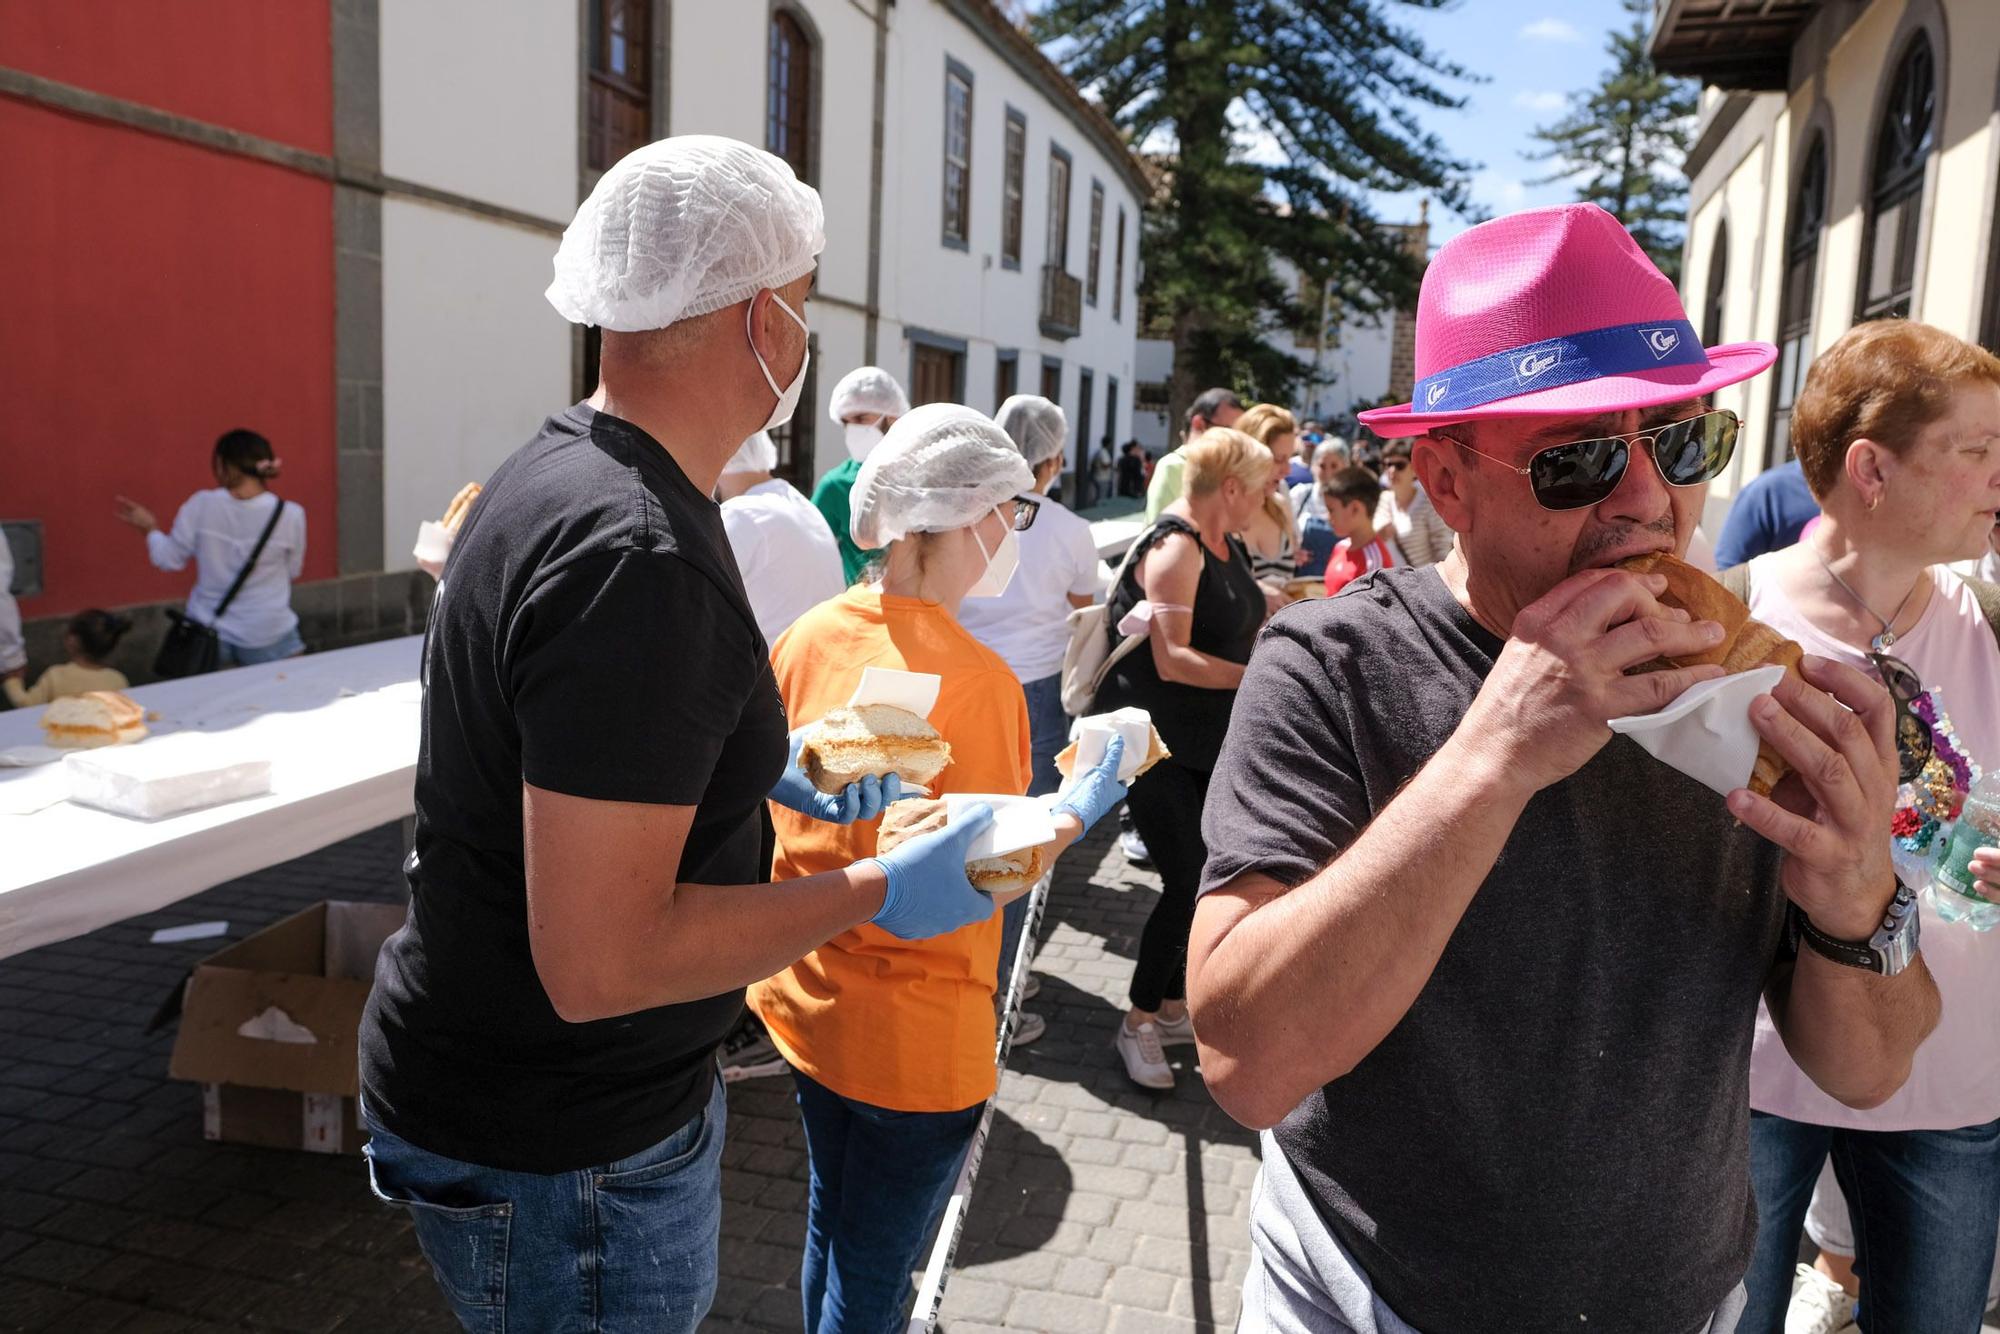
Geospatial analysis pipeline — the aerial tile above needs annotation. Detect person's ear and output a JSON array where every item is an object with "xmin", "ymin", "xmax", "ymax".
[
  {"xmin": 1415, "ymin": 434, "xmax": 1474, "ymax": 533},
  {"xmin": 1846, "ymin": 437, "xmax": 1892, "ymax": 510}
]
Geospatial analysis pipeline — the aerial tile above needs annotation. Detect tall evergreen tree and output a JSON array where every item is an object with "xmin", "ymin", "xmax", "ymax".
[
  {"xmin": 1526, "ymin": 0, "xmax": 1697, "ymax": 283},
  {"xmin": 1032, "ymin": 0, "xmax": 1479, "ymax": 424}
]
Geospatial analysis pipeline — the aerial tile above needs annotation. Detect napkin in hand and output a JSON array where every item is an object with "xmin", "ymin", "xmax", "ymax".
[{"xmin": 1608, "ymin": 665, "xmax": 1786, "ymax": 797}]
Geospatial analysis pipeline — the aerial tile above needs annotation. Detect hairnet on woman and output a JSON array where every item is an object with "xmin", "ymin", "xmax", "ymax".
[{"xmin": 750, "ymin": 402, "xmax": 1131, "ymax": 1332}]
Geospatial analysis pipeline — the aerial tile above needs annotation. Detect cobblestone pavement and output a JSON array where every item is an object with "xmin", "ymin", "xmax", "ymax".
[{"xmin": 0, "ymin": 820, "xmax": 1258, "ymax": 1331}]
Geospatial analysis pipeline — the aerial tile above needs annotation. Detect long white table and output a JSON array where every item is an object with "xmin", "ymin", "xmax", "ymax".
[{"xmin": 0, "ymin": 636, "xmax": 424, "ymax": 959}]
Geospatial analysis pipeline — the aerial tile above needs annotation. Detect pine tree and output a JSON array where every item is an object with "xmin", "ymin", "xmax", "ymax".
[
  {"xmin": 1032, "ymin": 0, "xmax": 1479, "ymax": 424},
  {"xmin": 1526, "ymin": 0, "xmax": 1697, "ymax": 283}
]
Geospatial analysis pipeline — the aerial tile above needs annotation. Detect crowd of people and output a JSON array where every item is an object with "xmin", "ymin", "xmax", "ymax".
[{"xmin": 13, "ymin": 125, "xmax": 1996, "ymax": 1334}]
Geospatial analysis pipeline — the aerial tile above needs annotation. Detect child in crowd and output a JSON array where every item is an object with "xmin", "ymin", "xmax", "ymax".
[
  {"xmin": 4, "ymin": 609, "xmax": 132, "ymax": 707},
  {"xmin": 1320, "ymin": 466, "xmax": 1408, "ymax": 596}
]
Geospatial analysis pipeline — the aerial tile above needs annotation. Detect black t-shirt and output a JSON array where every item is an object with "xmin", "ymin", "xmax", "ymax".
[
  {"xmin": 1097, "ymin": 516, "xmax": 1264, "ymax": 772},
  {"xmin": 1200, "ymin": 566, "xmax": 1788, "ymax": 1334},
  {"xmin": 359, "ymin": 405, "xmax": 788, "ymax": 1174}
]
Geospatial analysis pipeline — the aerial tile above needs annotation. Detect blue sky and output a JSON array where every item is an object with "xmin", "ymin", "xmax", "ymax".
[{"xmin": 1369, "ymin": 0, "xmax": 1634, "ymax": 245}]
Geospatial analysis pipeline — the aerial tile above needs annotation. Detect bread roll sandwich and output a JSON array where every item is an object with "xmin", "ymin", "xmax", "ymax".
[
  {"xmin": 1053, "ymin": 720, "xmax": 1172, "ymax": 784},
  {"xmin": 796, "ymin": 704, "xmax": 952, "ymax": 794},
  {"xmin": 42, "ymin": 691, "xmax": 148, "ymax": 749},
  {"xmin": 439, "ymin": 482, "xmax": 482, "ymax": 534},
  {"xmin": 1616, "ymin": 553, "xmax": 1805, "ymax": 796},
  {"xmin": 877, "ymin": 798, "xmax": 1047, "ymax": 894}
]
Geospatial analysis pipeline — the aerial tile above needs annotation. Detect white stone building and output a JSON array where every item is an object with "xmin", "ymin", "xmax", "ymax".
[{"xmin": 1654, "ymin": 0, "xmax": 2000, "ymax": 532}]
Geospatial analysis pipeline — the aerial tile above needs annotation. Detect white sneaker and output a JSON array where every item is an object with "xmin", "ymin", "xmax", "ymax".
[
  {"xmin": 1021, "ymin": 973, "xmax": 1040, "ymax": 1001},
  {"xmin": 1011, "ymin": 1011, "xmax": 1046, "ymax": 1046},
  {"xmin": 1119, "ymin": 829, "xmax": 1152, "ymax": 866},
  {"xmin": 1153, "ymin": 1009, "xmax": 1196, "ymax": 1047},
  {"xmin": 1116, "ymin": 1020, "xmax": 1174, "ymax": 1089},
  {"xmin": 1785, "ymin": 1262, "xmax": 1857, "ymax": 1334}
]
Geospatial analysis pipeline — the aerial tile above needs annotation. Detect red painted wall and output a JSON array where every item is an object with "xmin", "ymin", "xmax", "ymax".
[
  {"xmin": 1, "ymin": 100, "xmax": 337, "ymax": 620},
  {"xmin": 0, "ymin": 2, "xmax": 333, "ymax": 153}
]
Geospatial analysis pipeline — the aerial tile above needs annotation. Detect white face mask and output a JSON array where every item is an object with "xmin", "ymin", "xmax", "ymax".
[
  {"xmin": 747, "ymin": 293, "xmax": 810, "ymax": 432},
  {"xmin": 844, "ymin": 421, "xmax": 884, "ymax": 462},
  {"xmin": 968, "ymin": 511, "xmax": 1021, "ymax": 598}
]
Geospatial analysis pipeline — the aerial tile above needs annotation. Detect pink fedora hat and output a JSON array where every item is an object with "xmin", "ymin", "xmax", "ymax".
[{"xmin": 1357, "ymin": 203, "xmax": 1775, "ymax": 435}]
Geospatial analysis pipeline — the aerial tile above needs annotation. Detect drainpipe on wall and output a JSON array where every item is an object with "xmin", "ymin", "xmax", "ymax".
[{"xmin": 863, "ymin": 0, "xmax": 889, "ymax": 363}]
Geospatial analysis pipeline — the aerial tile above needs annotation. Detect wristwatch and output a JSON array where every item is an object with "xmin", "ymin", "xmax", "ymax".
[{"xmin": 1791, "ymin": 881, "xmax": 1921, "ymax": 976}]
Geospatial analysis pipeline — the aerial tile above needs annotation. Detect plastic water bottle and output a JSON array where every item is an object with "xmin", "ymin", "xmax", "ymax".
[{"xmin": 1932, "ymin": 773, "xmax": 2000, "ymax": 931}]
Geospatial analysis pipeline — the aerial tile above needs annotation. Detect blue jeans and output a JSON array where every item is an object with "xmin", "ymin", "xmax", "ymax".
[
  {"xmin": 793, "ymin": 1071, "xmax": 982, "ymax": 1334},
  {"xmin": 999, "ymin": 673, "xmax": 1067, "ymax": 978},
  {"xmin": 218, "ymin": 625, "xmax": 305, "ymax": 666},
  {"xmin": 363, "ymin": 1077, "xmax": 725, "ymax": 1333},
  {"xmin": 1744, "ymin": 1109, "xmax": 2000, "ymax": 1334}
]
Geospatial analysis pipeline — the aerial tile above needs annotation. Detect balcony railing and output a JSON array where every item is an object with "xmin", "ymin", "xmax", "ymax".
[{"xmin": 1040, "ymin": 265, "xmax": 1082, "ymax": 340}]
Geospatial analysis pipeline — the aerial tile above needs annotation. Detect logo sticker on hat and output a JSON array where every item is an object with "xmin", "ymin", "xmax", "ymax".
[
  {"xmin": 1515, "ymin": 348, "xmax": 1562, "ymax": 383},
  {"xmin": 1640, "ymin": 327, "xmax": 1682, "ymax": 360},
  {"xmin": 1424, "ymin": 380, "xmax": 1450, "ymax": 408}
]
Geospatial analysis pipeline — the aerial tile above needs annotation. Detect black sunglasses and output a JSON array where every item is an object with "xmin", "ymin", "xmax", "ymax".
[
  {"xmin": 1869, "ymin": 650, "xmax": 1935, "ymax": 783},
  {"xmin": 1009, "ymin": 494, "xmax": 1041, "ymax": 532},
  {"xmin": 1444, "ymin": 410, "xmax": 1740, "ymax": 512}
]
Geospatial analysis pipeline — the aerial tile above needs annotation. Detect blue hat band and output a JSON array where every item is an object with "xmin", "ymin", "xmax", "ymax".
[{"xmin": 1411, "ymin": 319, "xmax": 1706, "ymax": 415}]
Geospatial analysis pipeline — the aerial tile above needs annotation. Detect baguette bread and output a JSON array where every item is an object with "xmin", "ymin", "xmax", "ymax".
[
  {"xmin": 42, "ymin": 691, "xmax": 148, "ymax": 749},
  {"xmin": 1053, "ymin": 720, "xmax": 1172, "ymax": 784},
  {"xmin": 877, "ymin": 798, "xmax": 1047, "ymax": 894},
  {"xmin": 1617, "ymin": 553, "xmax": 1805, "ymax": 796},
  {"xmin": 439, "ymin": 482, "xmax": 482, "ymax": 533},
  {"xmin": 797, "ymin": 704, "xmax": 952, "ymax": 794}
]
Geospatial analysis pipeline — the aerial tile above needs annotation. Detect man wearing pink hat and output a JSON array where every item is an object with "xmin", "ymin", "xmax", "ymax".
[{"xmin": 1185, "ymin": 205, "xmax": 1937, "ymax": 1332}]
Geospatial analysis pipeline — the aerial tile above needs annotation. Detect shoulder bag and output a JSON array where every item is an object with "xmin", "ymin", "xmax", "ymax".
[{"xmin": 153, "ymin": 494, "xmax": 287, "ymax": 679}]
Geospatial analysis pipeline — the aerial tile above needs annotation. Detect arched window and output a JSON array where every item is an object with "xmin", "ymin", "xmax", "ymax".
[
  {"xmin": 767, "ymin": 10, "xmax": 815, "ymax": 183},
  {"xmin": 1701, "ymin": 220, "xmax": 1728, "ymax": 346},
  {"xmin": 1768, "ymin": 136, "xmax": 1827, "ymax": 467},
  {"xmin": 1856, "ymin": 35, "xmax": 1936, "ymax": 322}
]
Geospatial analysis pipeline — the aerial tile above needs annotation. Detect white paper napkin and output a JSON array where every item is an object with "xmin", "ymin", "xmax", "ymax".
[
  {"xmin": 1066, "ymin": 708, "xmax": 1155, "ymax": 782},
  {"xmin": 846, "ymin": 666, "xmax": 941, "ymax": 719},
  {"xmin": 0, "ymin": 745, "xmax": 65, "ymax": 768},
  {"xmin": 1609, "ymin": 665, "xmax": 1786, "ymax": 796},
  {"xmin": 942, "ymin": 793, "xmax": 1059, "ymax": 861},
  {"xmin": 412, "ymin": 520, "xmax": 455, "ymax": 565}
]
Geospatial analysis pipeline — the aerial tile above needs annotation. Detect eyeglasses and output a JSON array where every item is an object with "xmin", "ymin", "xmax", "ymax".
[
  {"xmin": 1440, "ymin": 410, "xmax": 1740, "ymax": 512},
  {"xmin": 1009, "ymin": 495, "xmax": 1041, "ymax": 532},
  {"xmin": 1869, "ymin": 651, "xmax": 1935, "ymax": 783}
]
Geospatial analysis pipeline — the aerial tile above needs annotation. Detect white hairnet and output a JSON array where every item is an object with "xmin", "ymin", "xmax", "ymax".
[
  {"xmin": 828, "ymin": 367, "xmax": 912, "ymax": 424},
  {"xmin": 850, "ymin": 404, "xmax": 1035, "ymax": 549},
  {"xmin": 993, "ymin": 394, "xmax": 1068, "ymax": 469},
  {"xmin": 546, "ymin": 135, "xmax": 825, "ymax": 331},
  {"xmin": 723, "ymin": 430, "xmax": 778, "ymax": 476}
]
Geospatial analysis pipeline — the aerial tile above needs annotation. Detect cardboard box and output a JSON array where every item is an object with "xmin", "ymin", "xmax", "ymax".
[{"xmin": 168, "ymin": 900, "xmax": 404, "ymax": 1154}]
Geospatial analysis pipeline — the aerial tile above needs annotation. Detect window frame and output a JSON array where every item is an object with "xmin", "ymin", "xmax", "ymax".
[
  {"xmin": 1767, "ymin": 133, "xmax": 1829, "ymax": 469},
  {"xmin": 1113, "ymin": 205, "xmax": 1126, "ymax": 322},
  {"xmin": 586, "ymin": 0, "xmax": 653, "ymax": 172},
  {"xmin": 766, "ymin": 6, "xmax": 819, "ymax": 185},
  {"xmin": 1855, "ymin": 33, "xmax": 1938, "ymax": 323},
  {"xmin": 1001, "ymin": 107, "xmax": 1026, "ymax": 272},
  {"xmin": 995, "ymin": 349, "xmax": 1019, "ymax": 411},
  {"xmin": 1040, "ymin": 356, "xmax": 1063, "ymax": 407},
  {"xmin": 942, "ymin": 58, "xmax": 975, "ymax": 251},
  {"xmin": 1086, "ymin": 180, "xmax": 1105, "ymax": 307},
  {"xmin": 1701, "ymin": 218, "xmax": 1728, "ymax": 346},
  {"xmin": 1046, "ymin": 144, "xmax": 1073, "ymax": 273},
  {"xmin": 908, "ymin": 328, "xmax": 969, "ymax": 406}
]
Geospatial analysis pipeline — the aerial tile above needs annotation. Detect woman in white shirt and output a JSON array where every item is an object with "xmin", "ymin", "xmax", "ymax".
[
  {"xmin": 716, "ymin": 430, "xmax": 845, "ymax": 644},
  {"xmin": 1372, "ymin": 440, "xmax": 1454, "ymax": 567},
  {"xmin": 114, "ymin": 429, "xmax": 308, "ymax": 666}
]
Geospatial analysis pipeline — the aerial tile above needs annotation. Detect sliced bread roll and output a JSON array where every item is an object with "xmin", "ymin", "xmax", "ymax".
[
  {"xmin": 1053, "ymin": 720, "xmax": 1171, "ymax": 784},
  {"xmin": 877, "ymin": 798, "xmax": 1048, "ymax": 895},
  {"xmin": 798, "ymin": 704, "xmax": 952, "ymax": 794},
  {"xmin": 42, "ymin": 691, "xmax": 148, "ymax": 749}
]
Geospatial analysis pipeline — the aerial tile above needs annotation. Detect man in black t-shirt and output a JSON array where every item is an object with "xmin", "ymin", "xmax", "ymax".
[
  {"xmin": 1187, "ymin": 205, "xmax": 1939, "ymax": 1333},
  {"xmin": 357, "ymin": 136, "xmax": 1013, "ymax": 1333}
]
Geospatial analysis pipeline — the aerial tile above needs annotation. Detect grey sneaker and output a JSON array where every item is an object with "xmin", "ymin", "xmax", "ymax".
[
  {"xmin": 1012, "ymin": 1010, "xmax": 1047, "ymax": 1046},
  {"xmin": 719, "ymin": 1014, "xmax": 787, "ymax": 1083},
  {"xmin": 1116, "ymin": 1020, "xmax": 1174, "ymax": 1089}
]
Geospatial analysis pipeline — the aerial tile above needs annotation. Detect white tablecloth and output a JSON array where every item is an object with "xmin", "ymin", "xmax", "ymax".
[{"xmin": 0, "ymin": 636, "xmax": 423, "ymax": 959}]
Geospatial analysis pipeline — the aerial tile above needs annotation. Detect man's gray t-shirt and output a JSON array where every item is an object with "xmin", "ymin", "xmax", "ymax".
[{"xmin": 1200, "ymin": 566, "xmax": 1788, "ymax": 1334}]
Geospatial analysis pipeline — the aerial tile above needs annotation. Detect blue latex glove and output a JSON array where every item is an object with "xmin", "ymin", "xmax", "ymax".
[
  {"xmin": 769, "ymin": 728, "xmax": 913, "ymax": 824},
  {"xmin": 1051, "ymin": 734, "xmax": 1130, "ymax": 832},
  {"xmin": 867, "ymin": 803, "xmax": 1000, "ymax": 939}
]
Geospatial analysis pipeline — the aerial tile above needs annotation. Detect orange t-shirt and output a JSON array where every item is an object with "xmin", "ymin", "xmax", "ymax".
[{"xmin": 748, "ymin": 586, "xmax": 1031, "ymax": 1113}]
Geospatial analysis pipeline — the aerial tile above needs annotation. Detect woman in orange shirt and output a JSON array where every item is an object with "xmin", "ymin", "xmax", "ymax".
[{"xmin": 750, "ymin": 404, "xmax": 1128, "ymax": 1334}]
